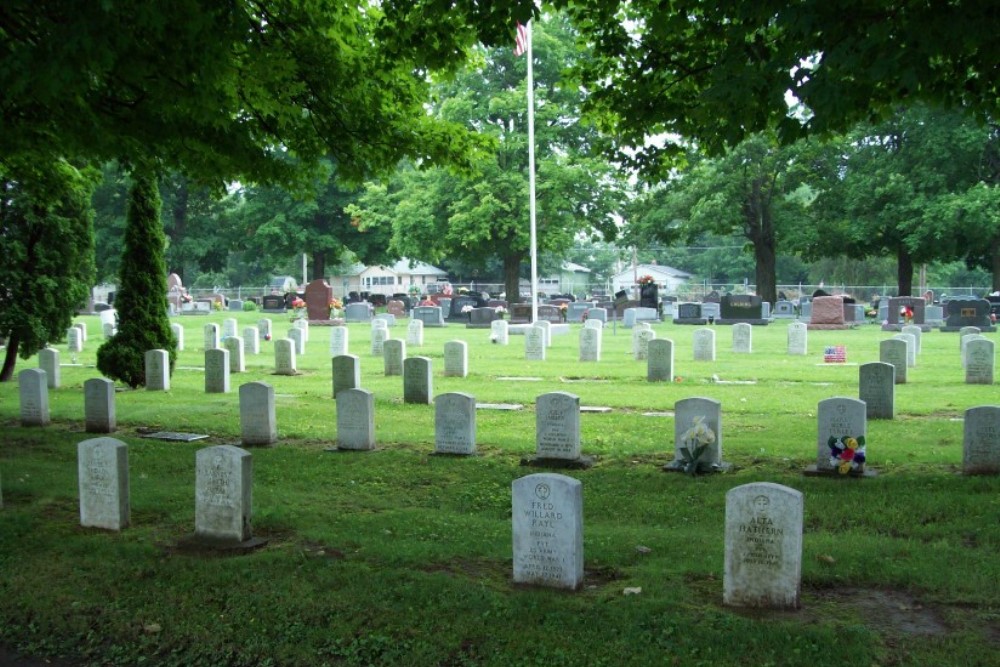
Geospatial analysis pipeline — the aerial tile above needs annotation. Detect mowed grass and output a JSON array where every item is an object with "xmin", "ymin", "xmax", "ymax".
[{"xmin": 0, "ymin": 312, "xmax": 998, "ymax": 667}]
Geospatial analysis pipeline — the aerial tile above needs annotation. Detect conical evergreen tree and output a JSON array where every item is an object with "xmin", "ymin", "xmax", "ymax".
[{"xmin": 96, "ymin": 167, "xmax": 176, "ymax": 387}]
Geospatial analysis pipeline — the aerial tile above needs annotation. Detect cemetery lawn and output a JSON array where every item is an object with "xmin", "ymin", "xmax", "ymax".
[{"xmin": 1, "ymin": 314, "xmax": 999, "ymax": 667}]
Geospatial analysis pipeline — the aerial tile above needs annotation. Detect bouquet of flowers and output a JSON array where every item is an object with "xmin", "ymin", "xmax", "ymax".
[
  {"xmin": 827, "ymin": 435, "xmax": 866, "ymax": 474},
  {"xmin": 900, "ymin": 305, "xmax": 914, "ymax": 323},
  {"xmin": 328, "ymin": 297, "xmax": 343, "ymax": 318},
  {"xmin": 637, "ymin": 275, "xmax": 656, "ymax": 286},
  {"xmin": 559, "ymin": 303, "xmax": 568, "ymax": 321},
  {"xmin": 679, "ymin": 416, "xmax": 716, "ymax": 476},
  {"xmin": 291, "ymin": 297, "xmax": 306, "ymax": 319}
]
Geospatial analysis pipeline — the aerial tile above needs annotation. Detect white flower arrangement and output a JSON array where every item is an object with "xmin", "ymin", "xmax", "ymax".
[{"xmin": 679, "ymin": 415, "xmax": 716, "ymax": 475}]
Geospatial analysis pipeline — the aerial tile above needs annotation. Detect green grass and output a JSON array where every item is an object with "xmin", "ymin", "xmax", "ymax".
[{"xmin": 1, "ymin": 313, "xmax": 998, "ymax": 666}]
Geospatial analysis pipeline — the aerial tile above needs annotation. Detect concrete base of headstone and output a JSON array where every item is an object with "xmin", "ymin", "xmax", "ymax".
[
  {"xmin": 881, "ymin": 323, "xmax": 932, "ymax": 332},
  {"xmin": 802, "ymin": 464, "xmax": 878, "ymax": 478},
  {"xmin": 673, "ymin": 318, "xmax": 708, "ymax": 325},
  {"xmin": 519, "ymin": 455, "xmax": 595, "ymax": 470},
  {"xmin": 662, "ymin": 460, "xmax": 733, "ymax": 474},
  {"xmin": 174, "ymin": 534, "xmax": 269, "ymax": 553},
  {"xmin": 806, "ymin": 323, "xmax": 849, "ymax": 330},
  {"xmin": 941, "ymin": 325, "xmax": 997, "ymax": 332},
  {"xmin": 307, "ymin": 318, "xmax": 346, "ymax": 326},
  {"xmin": 715, "ymin": 319, "xmax": 770, "ymax": 326}
]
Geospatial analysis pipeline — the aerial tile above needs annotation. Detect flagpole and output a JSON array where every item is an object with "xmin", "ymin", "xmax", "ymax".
[{"xmin": 525, "ymin": 21, "xmax": 539, "ymax": 324}]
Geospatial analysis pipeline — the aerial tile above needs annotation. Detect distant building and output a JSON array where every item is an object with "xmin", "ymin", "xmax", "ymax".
[
  {"xmin": 519, "ymin": 262, "xmax": 593, "ymax": 298},
  {"xmin": 330, "ymin": 259, "xmax": 448, "ymax": 296},
  {"xmin": 611, "ymin": 263, "xmax": 691, "ymax": 294}
]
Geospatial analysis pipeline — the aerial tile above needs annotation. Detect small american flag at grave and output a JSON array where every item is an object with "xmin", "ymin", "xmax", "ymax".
[{"xmin": 823, "ymin": 345, "xmax": 847, "ymax": 363}]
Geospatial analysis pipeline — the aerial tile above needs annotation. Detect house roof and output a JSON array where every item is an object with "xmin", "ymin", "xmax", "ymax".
[
  {"xmin": 561, "ymin": 262, "xmax": 592, "ymax": 274},
  {"xmin": 339, "ymin": 258, "xmax": 447, "ymax": 277},
  {"xmin": 612, "ymin": 263, "xmax": 691, "ymax": 279}
]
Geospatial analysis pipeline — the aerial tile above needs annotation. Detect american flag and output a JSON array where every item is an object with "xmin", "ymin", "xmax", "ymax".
[
  {"xmin": 514, "ymin": 22, "xmax": 528, "ymax": 56},
  {"xmin": 823, "ymin": 345, "xmax": 847, "ymax": 363}
]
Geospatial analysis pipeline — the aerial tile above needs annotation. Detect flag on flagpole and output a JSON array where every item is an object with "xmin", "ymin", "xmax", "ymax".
[{"xmin": 514, "ymin": 22, "xmax": 528, "ymax": 56}]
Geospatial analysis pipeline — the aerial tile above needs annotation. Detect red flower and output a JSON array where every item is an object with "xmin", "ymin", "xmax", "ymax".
[{"xmin": 839, "ymin": 448, "xmax": 855, "ymax": 461}]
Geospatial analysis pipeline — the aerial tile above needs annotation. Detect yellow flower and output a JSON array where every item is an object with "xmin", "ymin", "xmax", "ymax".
[
  {"xmin": 838, "ymin": 461, "xmax": 852, "ymax": 475},
  {"xmin": 845, "ymin": 437, "xmax": 858, "ymax": 448}
]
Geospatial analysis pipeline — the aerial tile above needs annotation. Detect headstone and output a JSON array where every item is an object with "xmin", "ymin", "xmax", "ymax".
[
  {"xmin": 403, "ymin": 356, "xmax": 433, "ymax": 404},
  {"xmin": 732, "ymin": 323, "xmax": 752, "ymax": 353},
  {"xmin": 814, "ymin": 397, "xmax": 867, "ymax": 473},
  {"xmin": 942, "ymin": 298, "xmax": 994, "ymax": 331},
  {"xmin": 407, "ymin": 319, "xmax": 425, "ymax": 346},
  {"xmin": 239, "ymin": 382, "xmax": 277, "ymax": 446},
  {"xmin": 579, "ymin": 326, "xmax": 602, "ymax": 362},
  {"xmin": 537, "ymin": 305, "xmax": 563, "ymax": 324},
  {"xmin": 800, "ymin": 301, "xmax": 812, "ymax": 319},
  {"xmin": 67, "ymin": 327, "xmax": 83, "ymax": 353},
  {"xmin": 666, "ymin": 397, "xmax": 723, "ymax": 471},
  {"xmin": 171, "ymin": 323, "xmax": 184, "ymax": 351},
  {"xmin": 509, "ymin": 303, "xmax": 532, "ymax": 323},
  {"xmin": 674, "ymin": 302, "xmax": 705, "ymax": 325},
  {"xmin": 344, "ymin": 302, "xmax": 373, "ymax": 322},
  {"xmin": 808, "ymin": 296, "xmax": 847, "ymax": 329},
  {"xmin": 18, "ymin": 368, "xmax": 49, "ymax": 426},
  {"xmin": 647, "ymin": 338, "xmax": 674, "ymax": 382},
  {"xmin": 195, "ymin": 445, "xmax": 254, "ymax": 543},
  {"xmin": 859, "ymin": 362, "xmax": 895, "ymax": 419},
  {"xmin": 261, "ymin": 295, "xmax": 286, "ymax": 313},
  {"xmin": 73, "ymin": 321, "xmax": 88, "ymax": 343},
  {"xmin": 84, "ymin": 378, "xmax": 116, "ymax": 433},
  {"xmin": 786, "ymin": 322, "xmax": 807, "ymax": 355},
  {"xmin": 77, "ymin": 437, "xmax": 130, "ymax": 531},
  {"xmin": 525, "ymin": 325, "xmax": 546, "ymax": 361},
  {"xmin": 623, "ymin": 307, "xmax": 637, "ymax": 328},
  {"xmin": 242, "ymin": 327, "xmax": 260, "ymax": 356},
  {"xmin": 490, "ymin": 319, "xmax": 509, "ymax": 345},
  {"xmin": 336, "ymin": 388, "xmax": 375, "ymax": 450},
  {"xmin": 145, "ymin": 349, "xmax": 169, "ymax": 391},
  {"xmin": 586, "ymin": 307, "xmax": 608, "ymax": 323},
  {"xmin": 203, "ymin": 323, "xmax": 219, "ymax": 350},
  {"xmin": 293, "ymin": 318, "xmax": 309, "ymax": 343},
  {"xmin": 536, "ymin": 320, "xmax": 552, "ymax": 348},
  {"xmin": 965, "ymin": 338, "xmax": 995, "ymax": 385},
  {"xmin": 511, "ymin": 473, "xmax": 584, "ymax": 590},
  {"xmin": 38, "ymin": 348, "xmax": 60, "ymax": 389},
  {"xmin": 386, "ymin": 300, "xmax": 406, "ymax": 318},
  {"xmin": 228, "ymin": 299, "xmax": 244, "ymax": 312},
  {"xmin": 288, "ymin": 327, "xmax": 306, "ymax": 356},
  {"xmin": 444, "ymin": 340, "xmax": 468, "ymax": 378},
  {"xmin": 332, "ymin": 354, "xmax": 361, "ymax": 397},
  {"xmin": 879, "ymin": 338, "xmax": 908, "ymax": 384},
  {"xmin": 961, "ymin": 333, "xmax": 987, "ymax": 368},
  {"xmin": 383, "ymin": 339, "xmax": 406, "ymax": 376},
  {"xmin": 412, "ymin": 305, "xmax": 446, "ymax": 327},
  {"xmin": 632, "ymin": 328, "xmax": 656, "ymax": 361},
  {"xmin": 959, "ymin": 326, "xmax": 982, "ymax": 346},
  {"xmin": 567, "ymin": 303, "xmax": 589, "ymax": 323},
  {"xmin": 884, "ymin": 296, "xmax": 927, "ymax": 329},
  {"xmin": 274, "ymin": 338, "xmax": 296, "ymax": 375},
  {"xmin": 205, "ymin": 348, "xmax": 231, "ymax": 393},
  {"xmin": 701, "ymin": 302, "xmax": 721, "ymax": 321},
  {"xmin": 304, "ymin": 279, "xmax": 334, "ymax": 321},
  {"xmin": 962, "ymin": 406, "xmax": 1000, "ymax": 474},
  {"xmin": 329, "ymin": 326, "xmax": 349, "ymax": 357},
  {"xmin": 773, "ymin": 300, "xmax": 796, "ymax": 318},
  {"xmin": 924, "ymin": 304, "xmax": 944, "ymax": 325},
  {"xmin": 222, "ymin": 318, "xmax": 238, "ymax": 340},
  {"xmin": 900, "ymin": 324, "xmax": 922, "ymax": 354},
  {"xmin": 468, "ymin": 307, "xmax": 498, "ymax": 328},
  {"xmin": 224, "ymin": 336, "xmax": 245, "ymax": 373},
  {"xmin": 257, "ymin": 318, "xmax": 273, "ymax": 340},
  {"xmin": 584, "ymin": 318, "xmax": 603, "ymax": 330},
  {"xmin": 370, "ymin": 326, "xmax": 389, "ymax": 356},
  {"xmin": 434, "ymin": 392, "xmax": 477, "ymax": 455},
  {"xmin": 374, "ymin": 313, "xmax": 397, "ymax": 328},
  {"xmin": 892, "ymin": 333, "xmax": 916, "ymax": 367},
  {"xmin": 102, "ymin": 322, "xmax": 116, "ymax": 339},
  {"xmin": 724, "ymin": 483, "xmax": 803, "ymax": 609},
  {"xmin": 535, "ymin": 392, "xmax": 581, "ymax": 461},
  {"xmin": 719, "ymin": 295, "xmax": 766, "ymax": 324},
  {"xmin": 693, "ymin": 328, "xmax": 716, "ymax": 361}
]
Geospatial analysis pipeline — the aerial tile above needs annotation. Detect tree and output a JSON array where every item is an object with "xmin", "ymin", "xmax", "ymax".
[
  {"xmin": 556, "ymin": 0, "xmax": 1000, "ymax": 175},
  {"xmin": 95, "ymin": 170, "xmax": 175, "ymax": 387},
  {"xmin": 0, "ymin": 159, "xmax": 96, "ymax": 382}
]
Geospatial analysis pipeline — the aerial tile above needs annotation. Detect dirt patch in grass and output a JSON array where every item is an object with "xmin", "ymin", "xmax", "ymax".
[{"xmin": 813, "ymin": 588, "xmax": 949, "ymax": 636}]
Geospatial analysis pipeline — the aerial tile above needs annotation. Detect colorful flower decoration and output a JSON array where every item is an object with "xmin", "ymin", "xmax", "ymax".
[{"xmin": 827, "ymin": 435, "xmax": 866, "ymax": 474}]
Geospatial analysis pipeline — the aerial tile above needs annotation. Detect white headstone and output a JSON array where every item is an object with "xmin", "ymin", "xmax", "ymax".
[
  {"xmin": 370, "ymin": 327, "xmax": 389, "ymax": 356},
  {"xmin": 671, "ymin": 397, "xmax": 722, "ymax": 470},
  {"xmin": 892, "ymin": 333, "xmax": 916, "ymax": 367},
  {"xmin": 293, "ymin": 318, "xmax": 309, "ymax": 342},
  {"xmin": 900, "ymin": 324, "xmax": 922, "ymax": 354},
  {"xmin": 257, "ymin": 318, "xmax": 273, "ymax": 340},
  {"xmin": 383, "ymin": 339, "xmax": 406, "ymax": 376},
  {"xmin": 444, "ymin": 340, "xmax": 468, "ymax": 378},
  {"xmin": 490, "ymin": 319, "xmax": 509, "ymax": 346},
  {"xmin": 38, "ymin": 347, "xmax": 60, "ymax": 389},
  {"xmin": 242, "ymin": 326, "xmax": 260, "ymax": 355},
  {"xmin": 632, "ymin": 328, "xmax": 656, "ymax": 361},
  {"xmin": 288, "ymin": 327, "xmax": 306, "ymax": 355},
  {"xmin": 786, "ymin": 322, "xmax": 807, "ymax": 356},
  {"xmin": 965, "ymin": 338, "xmax": 995, "ymax": 385},
  {"xmin": 274, "ymin": 338, "xmax": 297, "ymax": 375},
  {"xmin": 222, "ymin": 318, "xmax": 238, "ymax": 339},
  {"xmin": 959, "ymin": 326, "xmax": 981, "ymax": 347},
  {"xmin": 84, "ymin": 377, "xmax": 116, "ymax": 433},
  {"xmin": 879, "ymin": 338, "xmax": 908, "ymax": 384},
  {"xmin": 525, "ymin": 325, "xmax": 546, "ymax": 361},
  {"xmin": 732, "ymin": 323, "xmax": 752, "ymax": 353},
  {"xmin": 205, "ymin": 348, "xmax": 231, "ymax": 394},
  {"xmin": 579, "ymin": 326, "xmax": 602, "ymax": 362},
  {"xmin": 171, "ymin": 323, "xmax": 184, "ymax": 351},
  {"xmin": 145, "ymin": 349, "xmax": 170, "ymax": 391},
  {"xmin": 67, "ymin": 327, "xmax": 83, "ymax": 353},
  {"xmin": 512, "ymin": 473, "xmax": 584, "ymax": 590},
  {"xmin": 859, "ymin": 362, "xmax": 894, "ymax": 420},
  {"xmin": 403, "ymin": 356, "xmax": 433, "ymax": 404},
  {"xmin": 584, "ymin": 318, "xmax": 603, "ymax": 331},
  {"xmin": 195, "ymin": 445, "xmax": 253, "ymax": 543},
  {"xmin": 962, "ymin": 333, "xmax": 987, "ymax": 369},
  {"xmin": 535, "ymin": 392, "xmax": 581, "ymax": 460},
  {"xmin": 647, "ymin": 338, "xmax": 675, "ymax": 382},
  {"xmin": 332, "ymin": 354, "xmax": 361, "ymax": 398},
  {"xmin": 330, "ymin": 326, "xmax": 350, "ymax": 357},
  {"xmin": 102, "ymin": 321, "xmax": 117, "ymax": 339},
  {"xmin": 224, "ymin": 336, "xmax": 245, "ymax": 373},
  {"xmin": 724, "ymin": 482, "xmax": 803, "ymax": 609},
  {"xmin": 18, "ymin": 368, "xmax": 49, "ymax": 426},
  {"xmin": 203, "ymin": 323, "xmax": 220, "ymax": 350},
  {"xmin": 78, "ymin": 437, "xmax": 130, "ymax": 531},
  {"xmin": 73, "ymin": 321, "xmax": 87, "ymax": 342},
  {"xmin": 536, "ymin": 320, "xmax": 552, "ymax": 348},
  {"xmin": 693, "ymin": 328, "xmax": 716, "ymax": 361},
  {"xmin": 337, "ymin": 388, "xmax": 375, "ymax": 450},
  {"xmin": 407, "ymin": 319, "xmax": 425, "ymax": 347},
  {"xmin": 815, "ymin": 397, "xmax": 867, "ymax": 472},
  {"xmin": 434, "ymin": 392, "xmax": 477, "ymax": 455},
  {"xmin": 239, "ymin": 382, "xmax": 277, "ymax": 446},
  {"xmin": 962, "ymin": 405, "xmax": 1000, "ymax": 474}
]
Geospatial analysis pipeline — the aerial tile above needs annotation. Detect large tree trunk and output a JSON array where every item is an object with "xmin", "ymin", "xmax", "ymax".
[
  {"xmin": 991, "ymin": 234, "xmax": 1000, "ymax": 292},
  {"xmin": 743, "ymin": 178, "xmax": 778, "ymax": 304},
  {"xmin": 311, "ymin": 250, "xmax": 326, "ymax": 282},
  {"xmin": 503, "ymin": 254, "xmax": 523, "ymax": 304},
  {"xmin": 169, "ymin": 176, "xmax": 189, "ymax": 282},
  {"xmin": 0, "ymin": 332, "xmax": 20, "ymax": 382},
  {"xmin": 897, "ymin": 245, "xmax": 914, "ymax": 296},
  {"xmin": 754, "ymin": 240, "xmax": 778, "ymax": 305}
]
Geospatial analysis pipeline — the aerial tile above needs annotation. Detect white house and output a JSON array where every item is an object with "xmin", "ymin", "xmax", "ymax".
[
  {"xmin": 330, "ymin": 259, "xmax": 448, "ymax": 296},
  {"xmin": 611, "ymin": 263, "xmax": 691, "ymax": 295}
]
